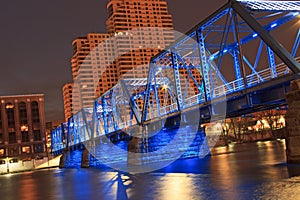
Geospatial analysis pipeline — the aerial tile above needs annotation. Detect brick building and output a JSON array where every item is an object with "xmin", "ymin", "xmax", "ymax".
[{"xmin": 0, "ymin": 94, "xmax": 47, "ymax": 160}]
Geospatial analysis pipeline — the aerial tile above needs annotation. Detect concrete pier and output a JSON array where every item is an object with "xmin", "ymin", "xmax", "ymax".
[{"xmin": 285, "ymin": 79, "xmax": 300, "ymax": 164}]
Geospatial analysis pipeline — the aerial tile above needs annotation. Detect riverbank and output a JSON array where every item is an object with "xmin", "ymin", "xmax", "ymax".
[{"xmin": 0, "ymin": 155, "xmax": 61, "ymax": 175}]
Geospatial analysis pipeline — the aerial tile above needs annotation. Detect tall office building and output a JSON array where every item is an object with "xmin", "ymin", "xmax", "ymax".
[
  {"xmin": 63, "ymin": 0, "xmax": 175, "ymax": 120},
  {"xmin": 62, "ymin": 83, "xmax": 74, "ymax": 121},
  {"xmin": 0, "ymin": 94, "xmax": 47, "ymax": 159},
  {"xmin": 66, "ymin": 33, "xmax": 115, "ymax": 117},
  {"xmin": 105, "ymin": 0, "xmax": 174, "ymax": 79}
]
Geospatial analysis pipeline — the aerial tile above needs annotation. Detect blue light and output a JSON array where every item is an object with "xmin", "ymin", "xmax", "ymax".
[
  {"xmin": 209, "ymin": 53, "xmax": 217, "ymax": 60},
  {"xmin": 270, "ymin": 23, "xmax": 277, "ymax": 28},
  {"xmin": 252, "ymin": 33, "xmax": 258, "ymax": 38},
  {"xmin": 293, "ymin": 12, "xmax": 299, "ymax": 16},
  {"xmin": 223, "ymin": 49, "xmax": 228, "ymax": 53}
]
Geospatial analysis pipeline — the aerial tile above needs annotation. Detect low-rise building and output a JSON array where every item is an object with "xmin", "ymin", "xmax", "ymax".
[{"xmin": 0, "ymin": 94, "xmax": 47, "ymax": 160}]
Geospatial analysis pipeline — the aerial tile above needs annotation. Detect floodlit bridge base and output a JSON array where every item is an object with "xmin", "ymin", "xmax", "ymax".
[{"xmin": 58, "ymin": 112, "xmax": 210, "ymax": 169}]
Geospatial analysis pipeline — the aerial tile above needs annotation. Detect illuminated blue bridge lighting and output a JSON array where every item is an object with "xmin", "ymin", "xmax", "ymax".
[{"xmin": 52, "ymin": 0, "xmax": 300, "ymax": 169}]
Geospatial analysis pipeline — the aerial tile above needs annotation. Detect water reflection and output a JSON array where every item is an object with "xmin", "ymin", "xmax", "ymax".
[
  {"xmin": 109, "ymin": 172, "xmax": 133, "ymax": 200},
  {"xmin": 1, "ymin": 141, "xmax": 300, "ymax": 200},
  {"xmin": 19, "ymin": 172, "xmax": 38, "ymax": 200}
]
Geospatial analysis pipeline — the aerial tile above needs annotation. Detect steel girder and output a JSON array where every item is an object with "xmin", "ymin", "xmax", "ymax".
[
  {"xmin": 171, "ymin": 52, "xmax": 183, "ymax": 111},
  {"xmin": 231, "ymin": 0, "xmax": 300, "ymax": 73},
  {"xmin": 120, "ymin": 79, "xmax": 142, "ymax": 124},
  {"xmin": 237, "ymin": 0, "xmax": 300, "ymax": 11}
]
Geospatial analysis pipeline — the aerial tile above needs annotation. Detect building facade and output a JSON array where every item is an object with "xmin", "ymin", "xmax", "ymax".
[
  {"xmin": 66, "ymin": 33, "xmax": 116, "ymax": 117},
  {"xmin": 62, "ymin": 83, "xmax": 74, "ymax": 122},
  {"xmin": 105, "ymin": 0, "xmax": 174, "ymax": 79},
  {"xmin": 0, "ymin": 94, "xmax": 47, "ymax": 159}
]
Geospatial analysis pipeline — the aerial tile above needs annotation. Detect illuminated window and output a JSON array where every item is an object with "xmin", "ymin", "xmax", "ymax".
[
  {"xmin": 9, "ymin": 158, "xmax": 18, "ymax": 163},
  {"xmin": 22, "ymin": 146, "xmax": 31, "ymax": 154},
  {"xmin": 0, "ymin": 149, "xmax": 5, "ymax": 156},
  {"xmin": 5, "ymin": 103, "xmax": 14, "ymax": 109},
  {"xmin": 21, "ymin": 125, "xmax": 28, "ymax": 132}
]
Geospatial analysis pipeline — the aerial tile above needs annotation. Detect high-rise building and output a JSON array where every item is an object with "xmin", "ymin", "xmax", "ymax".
[
  {"xmin": 63, "ymin": 0, "xmax": 175, "ymax": 119},
  {"xmin": 105, "ymin": 0, "xmax": 174, "ymax": 79},
  {"xmin": 62, "ymin": 83, "xmax": 74, "ymax": 121},
  {"xmin": 0, "ymin": 94, "xmax": 47, "ymax": 159},
  {"xmin": 68, "ymin": 33, "xmax": 115, "ymax": 115}
]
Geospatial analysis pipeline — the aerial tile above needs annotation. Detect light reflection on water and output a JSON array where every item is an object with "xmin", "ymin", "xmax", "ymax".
[{"xmin": 1, "ymin": 140, "xmax": 300, "ymax": 200}]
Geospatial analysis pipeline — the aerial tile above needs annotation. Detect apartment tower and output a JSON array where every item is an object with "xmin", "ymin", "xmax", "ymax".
[{"xmin": 63, "ymin": 0, "xmax": 175, "ymax": 120}]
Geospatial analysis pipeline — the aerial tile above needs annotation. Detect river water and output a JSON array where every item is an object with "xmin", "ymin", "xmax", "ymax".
[{"xmin": 1, "ymin": 140, "xmax": 300, "ymax": 200}]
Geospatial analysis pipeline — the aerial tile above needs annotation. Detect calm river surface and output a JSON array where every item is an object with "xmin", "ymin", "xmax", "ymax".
[{"xmin": 1, "ymin": 140, "xmax": 300, "ymax": 200}]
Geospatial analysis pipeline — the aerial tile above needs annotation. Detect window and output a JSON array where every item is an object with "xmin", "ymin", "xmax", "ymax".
[
  {"xmin": 9, "ymin": 147, "xmax": 18, "ymax": 157},
  {"xmin": 0, "ymin": 133, "xmax": 3, "ymax": 144},
  {"xmin": 22, "ymin": 146, "xmax": 31, "ymax": 154},
  {"xmin": 0, "ymin": 105, "xmax": 2, "ymax": 129},
  {"xmin": 34, "ymin": 130, "xmax": 41, "ymax": 141},
  {"xmin": 9, "ymin": 132, "xmax": 17, "ymax": 144},
  {"xmin": 0, "ymin": 149, "xmax": 5, "ymax": 156},
  {"xmin": 9, "ymin": 158, "xmax": 18, "ymax": 163},
  {"xmin": 6, "ymin": 103, "xmax": 15, "ymax": 128},
  {"xmin": 31, "ymin": 101, "xmax": 40, "ymax": 123},
  {"xmin": 19, "ymin": 102, "xmax": 27, "ymax": 125},
  {"xmin": 22, "ymin": 131, "xmax": 30, "ymax": 142},
  {"xmin": 34, "ymin": 144, "xmax": 44, "ymax": 153}
]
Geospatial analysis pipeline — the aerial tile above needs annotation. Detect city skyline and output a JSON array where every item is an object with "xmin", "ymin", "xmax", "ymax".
[{"xmin": 0, "ymin": 0, "xmax": 225, "ymax": 121}]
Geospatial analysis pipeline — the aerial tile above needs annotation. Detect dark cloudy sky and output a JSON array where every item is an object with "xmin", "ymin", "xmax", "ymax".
[{"xmin": 0, "ymin": 0, "xmax": 226, "ymax": 121}]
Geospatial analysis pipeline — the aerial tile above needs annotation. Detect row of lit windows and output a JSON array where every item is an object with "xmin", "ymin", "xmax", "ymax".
[{"xmin": 0, "ymin": 143, "xmax": 44, "ymax": 157}]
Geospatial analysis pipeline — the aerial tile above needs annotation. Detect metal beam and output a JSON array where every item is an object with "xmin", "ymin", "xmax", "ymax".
[
  {"xmin": 197, "ymin": 30, "xmax": 211, "ymax": 101},
  {"xmin": 120, "ymin": 79, "xmax": 141, "ymax": 125},
  {"xmin": 266, "ymin": 46, "xmax": 277, "ymax": 78},
  {"xmin": 171, "ymin": 51, "xmax": 183, "ymax": 111},
  {"xmin": 102, "ymin": 97, "xmax": 109, "ymax": 134},
  {"xmin": 231, "ymin": 0, "xmax": 300, "ymax": 73},
  {"xmin": 142, "ymin": 64, "xmax": 155, "ymax": 123}
]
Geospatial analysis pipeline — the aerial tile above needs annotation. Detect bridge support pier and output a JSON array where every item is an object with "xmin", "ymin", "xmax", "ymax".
[
  {"xmin": 127, "ymin": 126, "xmax": 143, "ymax": 166},
  {"xmin": 285, "ymin": 79, "xmax": 300, "ymax": 164},
  {"xmin": 59, "ymin": 150, "xmax": 66, "ymax": 168},
  {"xmin": 81, "ymin": 148, "xmax": 90, "ymax": 168}
]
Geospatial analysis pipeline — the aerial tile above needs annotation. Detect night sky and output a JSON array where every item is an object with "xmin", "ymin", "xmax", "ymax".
[{"xmin": 0, "ymin": 0, "xmax": 225, "ymax": 121}]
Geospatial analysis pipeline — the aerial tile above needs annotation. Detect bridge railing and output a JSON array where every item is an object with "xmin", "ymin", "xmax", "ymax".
[
  {"xmin": 213, "ymin": 63, "xmax": 292, "ymax": 98},
  {"xmin": 160, "ymin": 103, "xmax": 178, "ymax": 116},
  {"xmin": 183, "ymin": 94, "xmax": 205, "ymax": 109}
]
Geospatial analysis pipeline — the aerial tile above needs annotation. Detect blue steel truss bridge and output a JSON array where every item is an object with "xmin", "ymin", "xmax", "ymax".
[{"xmin": 52, "ymin": 0, "xmax": 300, "ymax": 167}]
